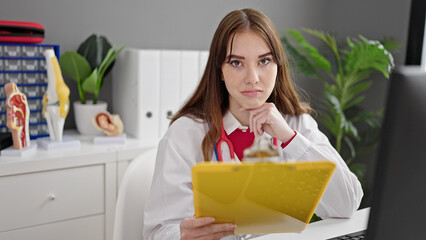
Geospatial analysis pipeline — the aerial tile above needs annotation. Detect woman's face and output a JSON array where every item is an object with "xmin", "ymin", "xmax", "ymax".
[{"xmin": 221, "ymin": 30, "xmax": 277, "ymax": 111}]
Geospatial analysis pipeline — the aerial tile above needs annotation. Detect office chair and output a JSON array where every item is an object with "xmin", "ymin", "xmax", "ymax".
[{"xmin": 113, "ymin": 147, "xmax": 157, "ymax": 240}]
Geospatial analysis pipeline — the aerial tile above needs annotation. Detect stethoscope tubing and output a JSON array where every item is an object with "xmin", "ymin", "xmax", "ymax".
[{"xmin": 214, "ymin": 122, "xmax": 277, "ymax": 162}]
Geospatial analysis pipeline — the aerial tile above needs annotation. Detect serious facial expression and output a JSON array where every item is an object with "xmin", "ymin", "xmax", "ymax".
[{"xmin": 221, "ymin": 30, "xmax": 278, "ymax": 111}]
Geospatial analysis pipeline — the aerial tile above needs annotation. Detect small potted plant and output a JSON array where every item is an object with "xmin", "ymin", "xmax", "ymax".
[{"xmin": 60, "ymin": 34, "xmax": 124, "ymax": 135}]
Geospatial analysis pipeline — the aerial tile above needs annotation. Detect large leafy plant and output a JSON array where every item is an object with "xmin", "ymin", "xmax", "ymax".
[
  {"xmin": 59, "ymin": 34, "xmax": 124, "ymax": 104},
  {"xmin": 282, "ymin": 28, "xmax": 396, "ymax": 183}
]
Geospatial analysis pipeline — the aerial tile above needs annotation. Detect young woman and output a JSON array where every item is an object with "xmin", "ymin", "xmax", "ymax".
[{"xmin": 143, "ymin": 8, "xmax": 363, "ymax": 240}]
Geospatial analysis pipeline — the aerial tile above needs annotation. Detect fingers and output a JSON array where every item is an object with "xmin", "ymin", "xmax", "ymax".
[
  {"xmin": 196, "ymin": 230, "xmax": 235, "ymax": 240},
  {"xmin": 248, "ymin": 104, "xmax": 272, "ymax": 136},
  {"xmin": 181, "ymin": 217, "xmax": 215, "ymax": 229},
  {"xmin": 180, "ymin": 217, "xmax": 236, "ymax": 240},
  {"xmin": 255, "ymin": 114, "xmax": 268, "ymax": 136},
  {"xmin": 191, "ymin": 223, "xmax": 236, "ymax": 239},
  {"xmin": 245, "ymin": 103, "xmax": 292, "ymax": 140},
  {"xmin": 251, "ymin": 111, "xmax": 267, "ymax": 136},
  {"xmin": 239, "ymin": 105, "xmax": 270, "ymax": 136}
]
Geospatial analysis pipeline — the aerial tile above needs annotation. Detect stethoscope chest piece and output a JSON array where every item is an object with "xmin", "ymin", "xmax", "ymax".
[{"xmin": 243, "ymin": 134, "xmax": 280, "ymax": 162}]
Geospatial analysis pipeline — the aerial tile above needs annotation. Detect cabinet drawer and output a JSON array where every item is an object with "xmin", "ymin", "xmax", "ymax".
[
  {"xmin": 0, "ymin": 215, "xmax": 104, "ymax": 240},
  {"xmin": 0, "ymin": 165, "xmax": 105, "ymax": 232}
]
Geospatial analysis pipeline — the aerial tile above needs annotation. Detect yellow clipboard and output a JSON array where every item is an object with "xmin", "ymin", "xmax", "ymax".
[{"xmin": 192, "ymin": 161, "xmax": 336, "ymax": 234}]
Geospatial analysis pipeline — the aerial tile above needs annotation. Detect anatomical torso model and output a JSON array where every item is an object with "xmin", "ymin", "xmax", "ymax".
[
  {"xmin": 42, "ymin": 49, "xmax": 70, "ymax": 142},
  {"xmin": 5, "ymin": 82, "xmax": 30, "ymax": 149}
]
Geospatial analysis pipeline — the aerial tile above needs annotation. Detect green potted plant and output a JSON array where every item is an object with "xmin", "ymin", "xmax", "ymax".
[
  {"xmin": 59, "ymin": 34, "xmax": 124, "ymax": 135},
  {"xmin": 281, "ymin": 28, "xmax": 398, "ymax": 186}
]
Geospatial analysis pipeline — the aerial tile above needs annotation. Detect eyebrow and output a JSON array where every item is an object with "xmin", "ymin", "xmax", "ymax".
[
  {"xmin": 258, "ymin": 52, "xmax": 273, "ymax": 58},
  {"xmin": 226, "ymin": 52, "xmax": 273, "ymax": 60}
]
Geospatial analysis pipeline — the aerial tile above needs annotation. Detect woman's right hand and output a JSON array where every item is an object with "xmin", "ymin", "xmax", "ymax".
[{"xmin": 180, "ymin": 217, "xmax": 236, "ymax": 240}]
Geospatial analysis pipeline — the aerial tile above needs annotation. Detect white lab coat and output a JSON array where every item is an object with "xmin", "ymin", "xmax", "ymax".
[{"xmin": 143, "ymin": 112, "xmax": 363, "ymax": 240}]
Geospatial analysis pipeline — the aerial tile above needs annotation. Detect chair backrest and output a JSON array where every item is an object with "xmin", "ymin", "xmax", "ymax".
[{"xmin": 113, "ymin": 147, "xmax": 157, "ymax": 240}]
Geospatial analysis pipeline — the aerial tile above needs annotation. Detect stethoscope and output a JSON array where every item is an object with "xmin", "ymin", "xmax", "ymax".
[{"xmin": 214, "ymin": 121, "xmax": 278, "ymax": 162}]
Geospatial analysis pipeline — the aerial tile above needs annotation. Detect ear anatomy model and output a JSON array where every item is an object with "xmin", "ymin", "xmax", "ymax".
[
  {"xmin": 92, "ymin": 111, "xmax": 124, "ymax": 136},
  {"xmin": 42, "ymin": 49, "xmax": 70, "ymax": 142},
  {"xmin": 5, "ymin": 83, "xmax": 30, "ymax": 149}
]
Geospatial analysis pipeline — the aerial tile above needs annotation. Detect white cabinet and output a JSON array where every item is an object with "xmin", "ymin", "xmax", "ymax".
[{"xmin": 0, "ymin": 133, "xmax": 146, "ymax": 240}]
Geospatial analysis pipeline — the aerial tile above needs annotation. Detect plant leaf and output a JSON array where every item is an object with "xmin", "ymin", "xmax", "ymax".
[
  {"xmin": 341, "ymin": 81, "xmax": 371, "ymax": 110},
  {"xmin": 345, "ymin": 96, "xmax": 365, "ymax": 110},
  {"xmin": 343, "ymin": 71, "xmax": 371, "ymax": 87},
  {"xmin": 98, "ymin": 47, "xmax": 115, "ymax": 76},
  {"xmin": 82, "ymin": 69, "xmax": 99, "ymax": 94},
  {"xmin": 343, "ymin": 119, "xmax": 359, "ymax": 139},
  {"xmin": 324, "ymin": 83, "xmax": 338, "ymax": 97},
  {"xmin": 343, "ymin": 35, "xmax": 393, "ymax": 78},
  {"xmin": 380, "ymin": 37, "xmax": 401, "ymax": 52},
  {"xmin": 284, "ymin": 29, "xmax": 332, "ymax": 73},
  {"xmin": 324, "ymin": 92, "xmax": 342, "ymax": 117},
  {"xmin": 77, "ymin": 34, "xmax": 96, "ymax": 60},
  {"xmin": 59, "ymin": 51, "xmax": 91, "ymax": 83},
  {"xmin": 77, "ymin": 34, "xmax": 112, "ymax": 70},
  {"xmin": 349, "ymin": 163, "xmax": 367, "ymax": 184},
  {"xmin": 318, "ymin": 111, "xmax": 338, "ymax": 136},
  {"xmin": 343, "ymin": 135, "xmax": 356, "ymax": 161},
  {"xmin": 302, "ymin": 28, "xmax": 343, "ymax": 74},
  {"xmin": 348, "ymin": 81, "xmax": 372, "ymax": 97},
  {"xmin": 321, "ymin": 92, "xmax": 344, "ymax": 138},
  {"xmin": 98, "ymin": 45, "xmax": 125, "ymax": 88},
  {"xmin": 302, "ymin": 28, "xmax": 339, "ymax": 57},
  {"xmin": 281, "ymin": 35, "xmax": 320, "ymax": 78},
  {"xmin": 346, "ymin": 37, "xmax": 355, "ymax": 48},
  {"xmin": 351, "ymin": 109, "xmax": 383, "ymax": 127}
]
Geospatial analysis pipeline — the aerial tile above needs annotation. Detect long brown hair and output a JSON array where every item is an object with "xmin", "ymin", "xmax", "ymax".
[{"xmin": 171, "ymin": 8, "xmax": 311, "ymax": 161}]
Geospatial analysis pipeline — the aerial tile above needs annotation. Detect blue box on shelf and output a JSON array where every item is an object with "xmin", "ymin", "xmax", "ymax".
[{"xmin": 0, "ymin": 43, "xmax": 60, "ymax": 140}]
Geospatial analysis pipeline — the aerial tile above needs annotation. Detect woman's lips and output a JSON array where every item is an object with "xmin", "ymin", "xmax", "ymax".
[{"xmin": 241, "ymin": 89, "xmax": 263, "ymax": 97}]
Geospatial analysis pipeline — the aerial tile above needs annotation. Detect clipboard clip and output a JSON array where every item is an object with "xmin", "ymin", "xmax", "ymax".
[{"xmin": 243, "ymin": 134, "xmax": 281, "ymax": 162}]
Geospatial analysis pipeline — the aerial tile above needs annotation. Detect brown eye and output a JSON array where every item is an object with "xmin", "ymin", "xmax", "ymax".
[
  {"xmin": 230, "ymin": 60, "xmax": 242, "ymax": 67},
  {"xmin": 260, "ymin": 57, "xmax": 271, "ymax": 65}
]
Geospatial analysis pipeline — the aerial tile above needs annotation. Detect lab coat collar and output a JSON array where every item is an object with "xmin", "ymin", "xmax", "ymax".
[{"xmin": 223, "ymin": 111, "xmax": 249, "ymax": 135}]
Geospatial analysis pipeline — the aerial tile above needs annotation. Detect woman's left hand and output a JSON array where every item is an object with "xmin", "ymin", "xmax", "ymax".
[{"xmin": 244, "ymin": 102, "xmax": 294, "ymax": 143}]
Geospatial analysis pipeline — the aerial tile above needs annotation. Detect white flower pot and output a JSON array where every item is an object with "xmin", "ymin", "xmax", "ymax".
[{"xmin": 73, "ymin": 101, "xmax": 107, "ymax": 136}]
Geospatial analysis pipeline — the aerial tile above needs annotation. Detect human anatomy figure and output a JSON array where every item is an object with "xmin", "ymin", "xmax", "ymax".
[
  {"xmin": 5, "ymin": 83, "xmax": 30, "ymax": 149},
  {"xmin": 42, "ymin": 49, "xmax": 70, "ymax": 142},
  {"xmin": 92, "ymin": 111, "xmax": 124, "ymax": 136}
]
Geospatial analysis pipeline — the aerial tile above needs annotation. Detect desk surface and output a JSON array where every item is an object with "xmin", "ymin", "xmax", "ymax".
[{"xmin": 257, "ymin": 207, "xmax": 369, "ymax": 240}]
